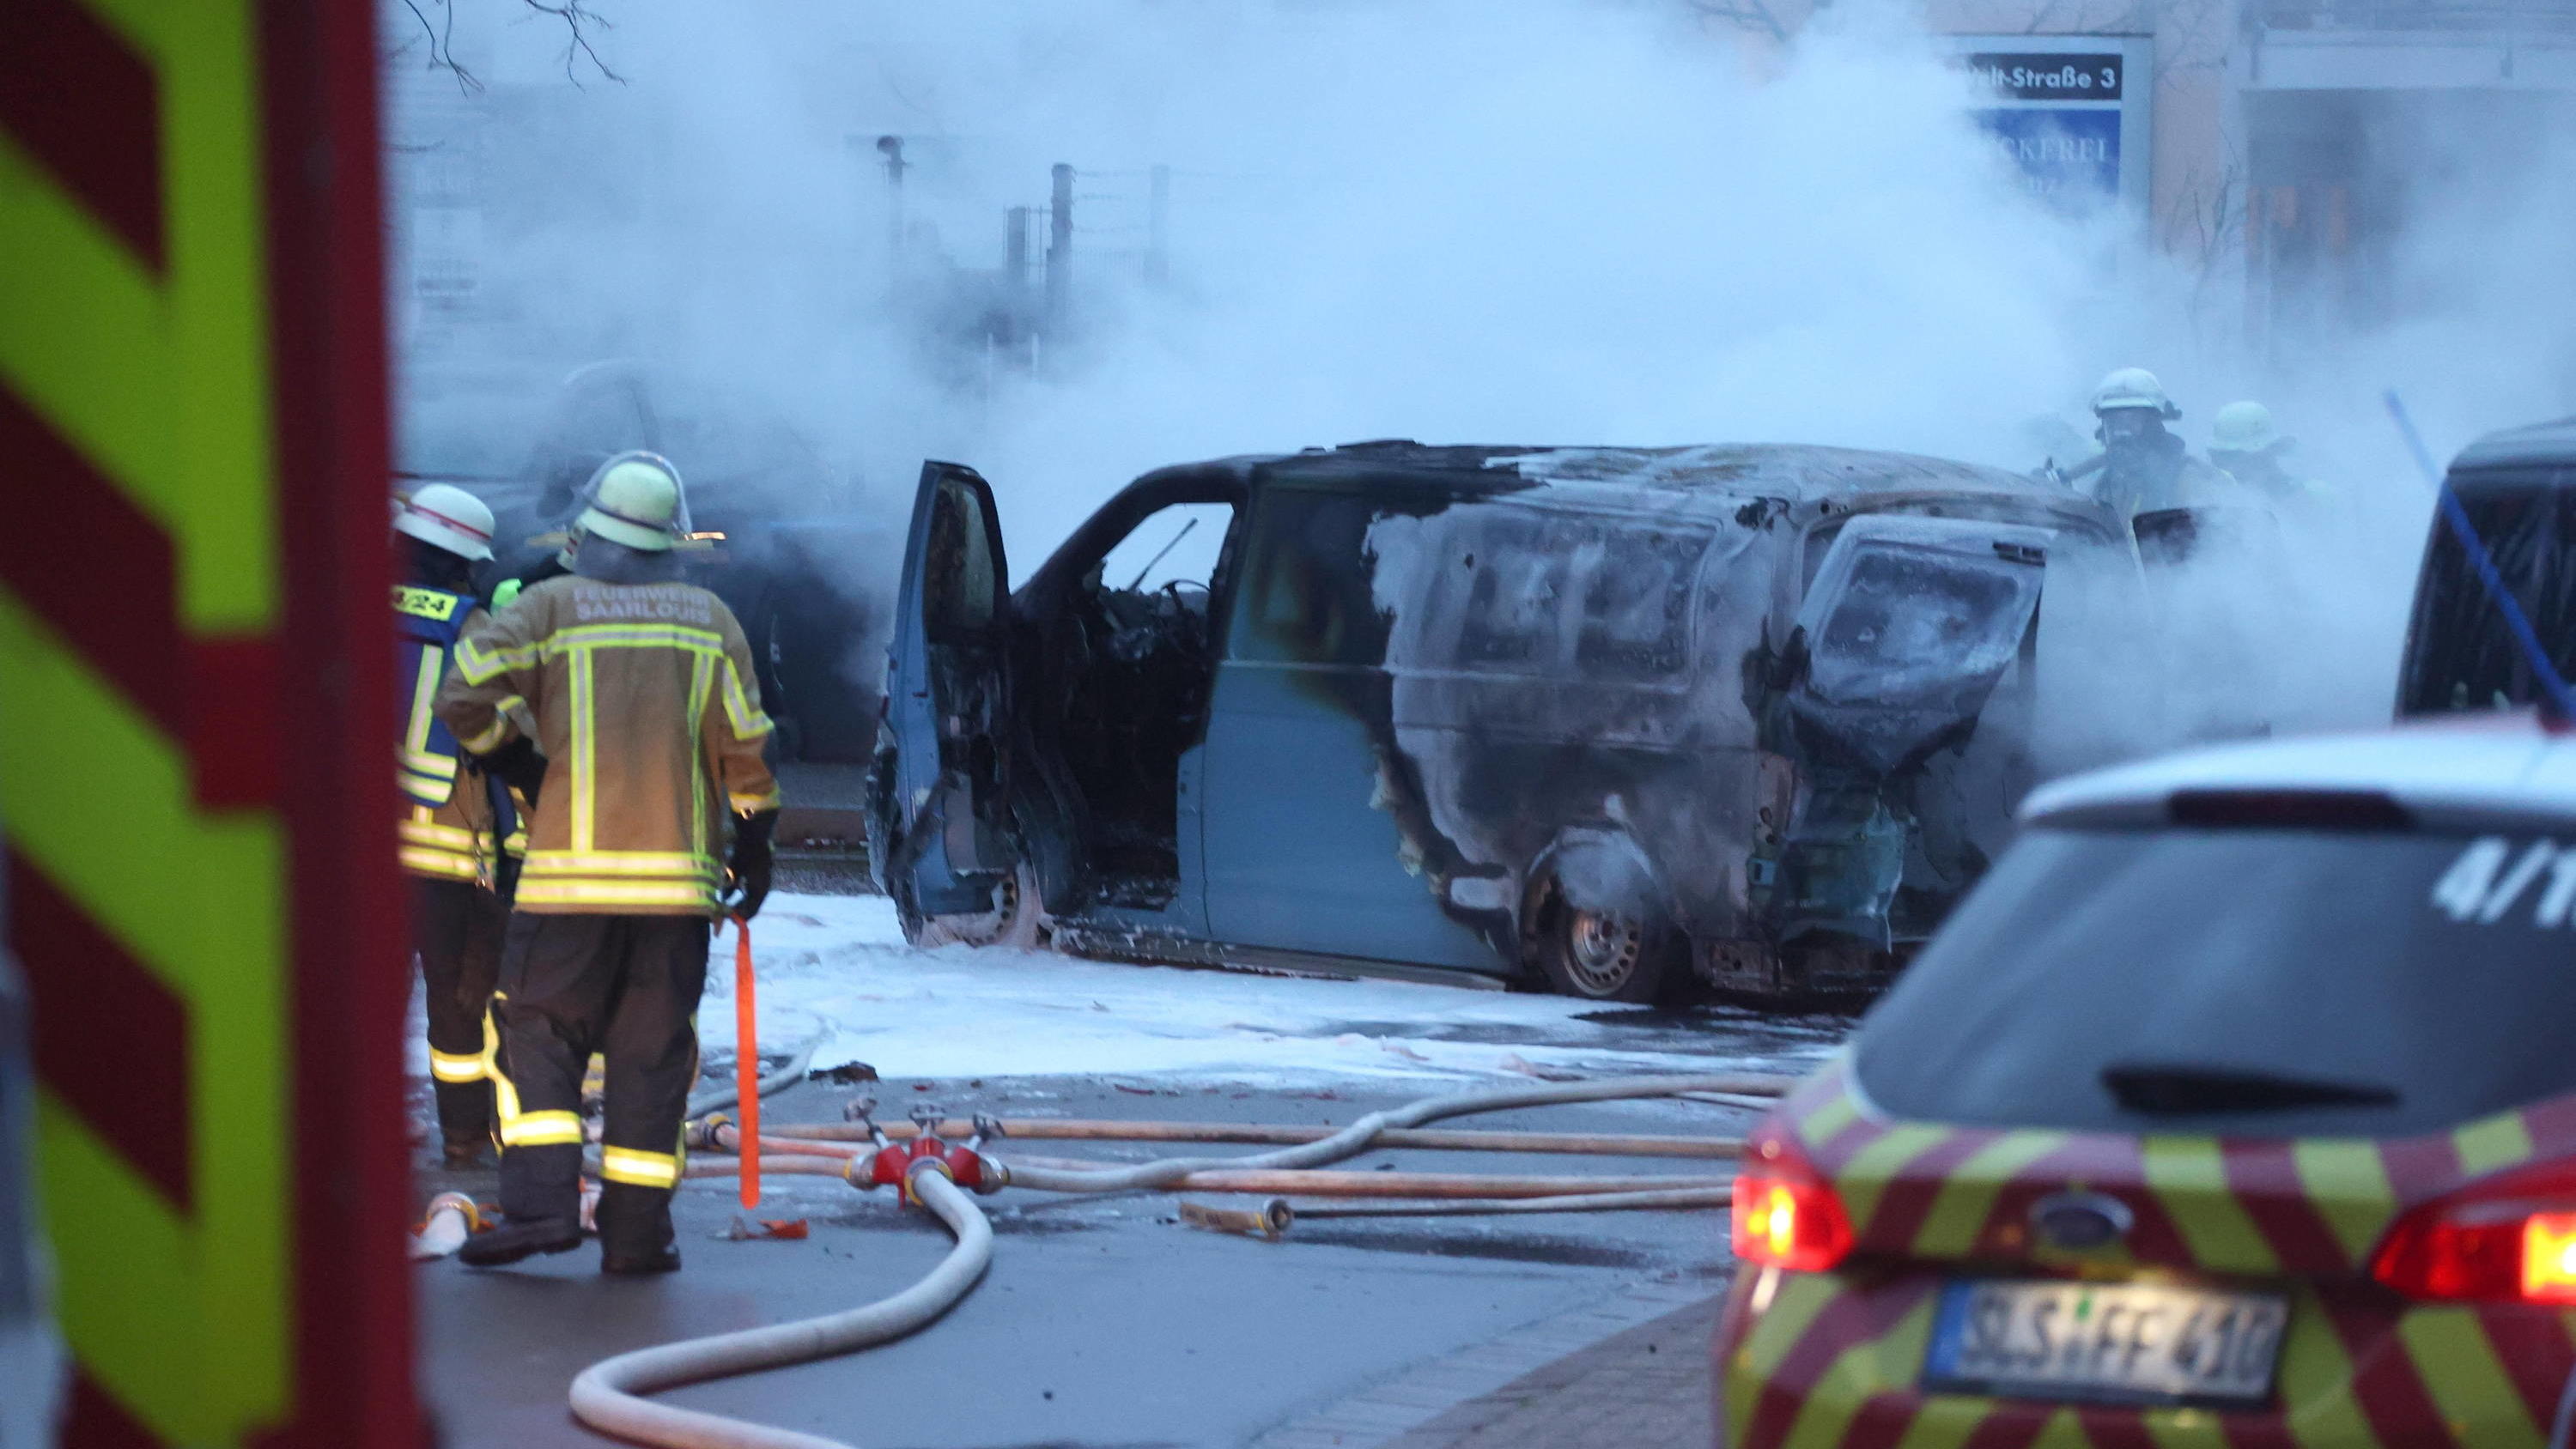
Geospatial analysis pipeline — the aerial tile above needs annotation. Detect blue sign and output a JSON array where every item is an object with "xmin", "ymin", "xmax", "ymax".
[{"xmin": 1973, "ymin": 106, "xmax": 2122, "ymax": 211}]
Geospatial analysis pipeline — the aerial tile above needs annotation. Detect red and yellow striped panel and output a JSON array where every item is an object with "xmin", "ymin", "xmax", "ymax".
[
  {"xmin": 1718, "ymin": 1068, "xmax": 2576, "ymax": 1448},
  {"xmin": 1, "ymin": 1, "xmax": 414, "ymax": 1444}
]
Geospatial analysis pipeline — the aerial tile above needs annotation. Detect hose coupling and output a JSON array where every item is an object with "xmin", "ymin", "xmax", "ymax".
[
  {"xmin": 684, "ymin": 1113, "xmax": 732, "ymax": 1150},
  {"xmin": 900, "ymin": 1153, "xmax": 955, "ymax": 1207}
]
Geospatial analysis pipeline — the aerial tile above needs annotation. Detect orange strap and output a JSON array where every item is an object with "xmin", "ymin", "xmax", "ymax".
[{"xmin": 732, "ymin": 915, "xmax": 760, "ymax": 1210}]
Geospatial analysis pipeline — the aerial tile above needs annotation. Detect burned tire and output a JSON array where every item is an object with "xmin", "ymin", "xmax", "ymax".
[
  {"xmin": 1526, "ymin": 876, "xmax": 1672, "ymax": 1003},
  {"xmin": 916, "ymin": 857, "xmax": 1046, "ymax": 951}
]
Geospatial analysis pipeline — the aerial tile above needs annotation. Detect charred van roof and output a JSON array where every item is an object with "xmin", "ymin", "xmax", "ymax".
[
  {"xmin": 2450, "ymin": 417, "xmax": 2576, "ymax": 472},
  {"xmin": 1271, "ymin": 440, "xmax": 2063, "ymax": 504}
]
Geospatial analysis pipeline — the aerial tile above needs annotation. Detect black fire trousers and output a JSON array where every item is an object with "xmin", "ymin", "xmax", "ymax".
[
  {"xmin": 410, "ymin": 876, "xmax": 505, "ymax": 1147},
  {"xmin": 489, "ymin": 912, "xmax": 708, "ymax": 1258}
]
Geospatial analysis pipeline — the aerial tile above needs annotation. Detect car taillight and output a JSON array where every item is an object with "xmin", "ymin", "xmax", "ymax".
[
  {"xmin": 1731, "ymin": 1140, "xmax": 1853, "ymax": 1272},
  {"xmin": 2369, "ymin": 1158, "xmax": 2576, "ymax": 1306},
  {"xmin": 2524, "ymin": 1213, "xmax": 2576, "ymax": 1301}
]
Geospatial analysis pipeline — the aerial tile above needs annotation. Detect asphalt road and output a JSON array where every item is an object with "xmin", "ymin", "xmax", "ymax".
[{"xmin": 416, "ymin": 1000, "xmax": 1845, "ymax": 1448}]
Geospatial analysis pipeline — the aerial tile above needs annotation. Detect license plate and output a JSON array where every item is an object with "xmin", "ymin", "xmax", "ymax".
[{"xmin": 1923, "ymin": 1278, "xmax": 2286, "ymax": 1408}]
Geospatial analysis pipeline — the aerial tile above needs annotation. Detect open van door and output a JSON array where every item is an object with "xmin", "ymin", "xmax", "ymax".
[
  {"xmin": 1784, "ymin": 516, "xmax": 2050, "ymax": 776},
  {"xmin": 871, "ymin": 461, "xmax": 1019, "ymax": 925}
]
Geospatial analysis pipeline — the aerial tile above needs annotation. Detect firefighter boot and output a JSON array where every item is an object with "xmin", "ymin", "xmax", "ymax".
[
  {"xmin": 457, "ymin": 1216, "xmax": 581, "ymax": 1267},
  {"xmin": 601, "ymin": 1244, "xmax": 682, "ymax": 1276},
  {"xmin": 597, "ymin": 1180, "xmax": 680, "ymax": 1276}
]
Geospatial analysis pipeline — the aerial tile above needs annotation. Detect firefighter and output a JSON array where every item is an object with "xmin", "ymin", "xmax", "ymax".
[
  {"xmin": 2059, "ymin": 368, "xmax": 2230, "ymax": 520},
  {"xmin": 438, "ymin": 452, "xmax": 781, "ymax": 1275},
  {"xmin": 393, "ymin": 484, "xmax": 519, "ymax": 1169},
  {"xmin": 2208, "ymin": 401, "xmax": 2331, "ymax": 509}
]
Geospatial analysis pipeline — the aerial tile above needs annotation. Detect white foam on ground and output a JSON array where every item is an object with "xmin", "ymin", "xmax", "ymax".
[{"xmin": 708, "ymin": 892, "xmax": 1826, "ymax": 1086}]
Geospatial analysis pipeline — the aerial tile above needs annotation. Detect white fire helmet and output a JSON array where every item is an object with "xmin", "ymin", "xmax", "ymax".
[
  {"xmin": 2090, "ymin": 367, "xmax": 2181, "ymax": 421},
  {"xmin": 574, "ymin": 451, "xmax": 690, "ymax": 553},
  {"xmin": 393, "ymin": 483, "xmax": 497, "ymax": 562},
  {"xmin": 2210, "ymin": 401, "xmax": 2287, "ymax": 454}
]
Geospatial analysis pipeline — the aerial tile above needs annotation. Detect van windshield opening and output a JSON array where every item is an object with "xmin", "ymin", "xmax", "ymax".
[
  {"xmin": 1855, "ymin": 825, "xmax": 2576, "ymax": 1137},
  {"xmin": 1808, "ymin": 546, "xmax": 2036, "ymax": 705}
]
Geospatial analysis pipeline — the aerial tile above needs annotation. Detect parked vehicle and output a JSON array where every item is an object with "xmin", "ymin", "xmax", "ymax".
[
  {"xmin": 868, "ymin": 440, "xmax": 2137, "ymax": 1000},
  {"xmin": 1716, "ymin": 718, "xmax": 2576, "ymax": 1440},
  {"xmin": 2398, "ymin": 415, "xmax": 2576, "ymax": 717}
]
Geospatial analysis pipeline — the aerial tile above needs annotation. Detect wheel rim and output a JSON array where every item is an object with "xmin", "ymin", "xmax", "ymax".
[
  {"xmin": 944, "ymin": 867, "xmax": 1024, "ymax": 947},
  {"xmin": 1562, "ymin": 906, "xmax": 1643, "ymax": 996}
]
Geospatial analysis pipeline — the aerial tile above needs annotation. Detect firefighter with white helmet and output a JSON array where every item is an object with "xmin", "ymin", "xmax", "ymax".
[
  {"xmin": 2060, "ymin": 367, "xmax": 2230, "ymax": 521},
  {"xmin": 2209, "ymin": 401, "xmax": 2332, "ymax": 508},
  {"xmin": 392, "ymin": 482, "xmax": 521, "ymax": 1167},
  {"xmin": 439, "ymin": 452, "xmax": 781, "ymax": 1275}
]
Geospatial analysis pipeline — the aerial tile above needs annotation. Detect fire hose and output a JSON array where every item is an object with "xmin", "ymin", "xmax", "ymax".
[
  {"xmin": 684, "ymin": 1041, "xmax": 816, "ymax": 1119},
  {"xmin": 568, "ymin": 1161, "xmax": 991, "ymax": 1449},
  {"xmin": 750, "ymin": 1114, "xmax": 1742, "ymax": 1159},
  {"xmin": 569, "ymin": 1071, "xmax": 1778, "ymax": 1449}
]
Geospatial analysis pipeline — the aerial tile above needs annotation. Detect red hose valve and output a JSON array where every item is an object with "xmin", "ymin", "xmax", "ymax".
[{"xmin": 939, "ymin": 1141, "xmax": 991, "ymax": 1192}]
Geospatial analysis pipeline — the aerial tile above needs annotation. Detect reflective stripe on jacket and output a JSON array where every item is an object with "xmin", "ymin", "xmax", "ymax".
[
  {"xmin": 435, "ymin": 576, "xmax": 782, "ymax": 915},
  {"xmin": 398, "ymin": 585, "xmax": 512, "ymax": 885}
]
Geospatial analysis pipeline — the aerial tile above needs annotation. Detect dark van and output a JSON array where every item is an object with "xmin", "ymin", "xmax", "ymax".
[
  {"xmin": 2397, "ymin": 415, "xmax": 2576, "ymax": 718},
  {"xmin": 867, "ymin": 441, "xmax": 2130, "ymax": 1000}
]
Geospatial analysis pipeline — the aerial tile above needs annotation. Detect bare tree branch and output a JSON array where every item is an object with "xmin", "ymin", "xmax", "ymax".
[
  {"xmin": 518, "ymin": 0, "xmax": 625, "ymax": 88},
  {"xmin": 400, "ymin": 0, "xmax": 486, "ymax": 94}
]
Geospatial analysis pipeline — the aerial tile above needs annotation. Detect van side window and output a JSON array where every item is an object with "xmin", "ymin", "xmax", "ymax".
[
  {"xmin": 1233, "ymin": 489, "xmax": 1386, "ymax": 666},
  {"xmin": 1456, "ymin": 516, "xmax": 1565, "ymax": 671},
  {"xmin": 1576, "ymin": 526, "xmax": 1704, "ymax": 681}
]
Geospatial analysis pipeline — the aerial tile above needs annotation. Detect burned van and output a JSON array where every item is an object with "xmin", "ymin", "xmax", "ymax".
[
  {"xmin": 2397, "ymin": 416, "xmax": 2576, "ymax": 718},
  {"xmin": 867, "ymin": 441, "xmax": 2131, "ymax": 1001}
]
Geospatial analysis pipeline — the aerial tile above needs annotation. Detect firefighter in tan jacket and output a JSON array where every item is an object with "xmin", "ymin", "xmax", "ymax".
[{"xmin": 436, "ymin": 452, "xmax": 782, "ymax": 1274}]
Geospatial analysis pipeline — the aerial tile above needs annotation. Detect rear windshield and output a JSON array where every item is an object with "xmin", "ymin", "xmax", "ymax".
[{"xmin": 1856, "ymin": 826, "xmax": 2576, "ymax": 1137}]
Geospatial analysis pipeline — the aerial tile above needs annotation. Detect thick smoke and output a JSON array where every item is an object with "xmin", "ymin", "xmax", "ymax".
[{"xmin": 384, "ymin": 0, "xmax": 2575, "ymax": 757}]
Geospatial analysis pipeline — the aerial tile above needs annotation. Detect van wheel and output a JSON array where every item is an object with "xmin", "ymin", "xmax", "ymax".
[
  {"xmin": 1527, "ymin": 878, "xmax": 1670, "ymax": 1003},
  {"xmin": 920, "ymin": 858, "xmax": 1046, "ymax": 950}
]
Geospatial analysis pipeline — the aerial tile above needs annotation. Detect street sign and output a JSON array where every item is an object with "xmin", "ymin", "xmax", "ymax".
[
  {"xmin": 1942, "ymin": 34, "xmax": 2155, "ymax": 215},
  {"xmin": 0, "ymin": 2, "xmax": 418, "ymax": 1445}
]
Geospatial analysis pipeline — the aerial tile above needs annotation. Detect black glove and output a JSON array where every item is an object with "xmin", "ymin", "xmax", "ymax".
[
  {"xmin": 477, "ymin": 735, "xmax": 549, "ymax": 808},
  {"xmin": 724, "ymin": 809, "xmax": 780, "ymax": 921}
]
